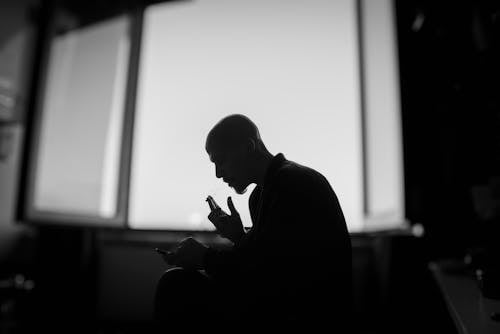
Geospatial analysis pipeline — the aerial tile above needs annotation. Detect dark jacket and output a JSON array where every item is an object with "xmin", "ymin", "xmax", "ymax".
[{"xmin": 204, "ymin": 153, "xmax": 352, "ymax": 328}]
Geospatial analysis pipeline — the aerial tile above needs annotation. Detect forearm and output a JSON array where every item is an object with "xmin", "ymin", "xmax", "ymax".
[
  {"xmin": 230, "ymin": 229, "xmax": 246, "ymax": 246},
  {"xmin": 203, "ymin": 247, "xmax": 236, "ymax": 277},
  {"xmin": 203, "ymin": 241, "xmax": 251, "ymax": 279}
]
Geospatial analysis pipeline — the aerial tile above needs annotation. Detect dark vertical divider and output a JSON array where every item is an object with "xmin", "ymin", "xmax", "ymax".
[
  {"xmin": 16, "ymin": 0, "xmax": 53, "ymax": 223},
  {"xmin": 120, "ymin": 7, "xmax": 144, "ymax": 228},
  {"xmin": 356, "ymin": 0, "xmax": 369, "ymax": 216}
]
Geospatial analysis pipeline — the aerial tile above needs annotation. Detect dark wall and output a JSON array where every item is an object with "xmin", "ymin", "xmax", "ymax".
[
  {"xmin": 396, "ymin": 0, "xmax": 500, "ymax": 258},
  {"xmin": 0, "ymin": 0, "xmax": 39, "ymax": 274}
]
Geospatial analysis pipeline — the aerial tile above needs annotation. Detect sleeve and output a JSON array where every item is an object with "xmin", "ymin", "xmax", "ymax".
[
  {"xmin": 203, "ymin": 246, "xmax": 234, "ymax": 277},
  {"xmin": 202, "ymin": 231, "xmax": 253, "ymax": 278}
]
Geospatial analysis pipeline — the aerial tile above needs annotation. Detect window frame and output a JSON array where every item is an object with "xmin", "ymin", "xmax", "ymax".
[{"xmin": 21, "ymin": 6, "xmax": 145, "ymax": 229}]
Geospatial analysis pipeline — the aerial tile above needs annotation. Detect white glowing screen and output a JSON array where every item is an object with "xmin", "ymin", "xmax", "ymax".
[{"xmin": 129, "ymin": 0, "xmax": 363, "ymax": 231}]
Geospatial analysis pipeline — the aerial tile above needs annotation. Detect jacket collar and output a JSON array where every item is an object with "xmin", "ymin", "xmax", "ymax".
[{"xmin": 263, "ymin": 153, "xmax": 286, "ymax": 188}]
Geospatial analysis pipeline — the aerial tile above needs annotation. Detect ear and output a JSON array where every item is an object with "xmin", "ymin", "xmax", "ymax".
[{"xmin": 246, "ymin": 138, "xmax": 256, "ymax": 153}]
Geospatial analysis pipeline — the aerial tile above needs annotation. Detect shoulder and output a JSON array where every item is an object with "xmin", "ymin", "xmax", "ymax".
[
  {"xmin": 249, "ymin": 185, "xmax": 262, "ymax": 204},
  {"xmin": 274, "ymin": 159, "xmax": 330, "ymax": 191}
]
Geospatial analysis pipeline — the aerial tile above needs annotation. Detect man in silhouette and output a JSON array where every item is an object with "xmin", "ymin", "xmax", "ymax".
[{"xmin": 154, "ymin": 114, "xmax": 352, "ymax": 331}]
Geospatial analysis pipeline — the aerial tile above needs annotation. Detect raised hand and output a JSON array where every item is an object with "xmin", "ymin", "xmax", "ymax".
[{"xmin": 207, "ymin": 196, "xmax": 245, "ymax": 244}]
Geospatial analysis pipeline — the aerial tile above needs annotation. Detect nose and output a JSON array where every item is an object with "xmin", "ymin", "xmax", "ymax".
[{"xmin": 215, "ymin": 165, "xmax": 223, "ymax": 179}]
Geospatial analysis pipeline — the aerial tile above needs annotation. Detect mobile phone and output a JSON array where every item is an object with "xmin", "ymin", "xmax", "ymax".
[{"xmin": 154, "ymin": 247, "xmax": 168, "ymax": 255}]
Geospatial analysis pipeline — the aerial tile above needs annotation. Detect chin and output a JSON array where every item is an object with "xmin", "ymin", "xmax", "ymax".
[{"xmin": 233, "ymin": 184, "xmax": 248, "ymax": 195}]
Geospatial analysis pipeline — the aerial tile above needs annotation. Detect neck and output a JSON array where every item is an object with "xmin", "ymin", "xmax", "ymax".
[{"xmin": 252, "ymin": 150, "xmax": 274, "ymax": 186}]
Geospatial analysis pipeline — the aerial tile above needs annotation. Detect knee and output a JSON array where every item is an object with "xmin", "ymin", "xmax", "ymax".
[
  {"xmin": 155, "ymin": 267, "xmax": 196, "ymax": 305},
  {"xmin": 156, "ymin": 267, "xmax": 208, "ymax": 292},
  {"xmin": 154, "ymin": 268, "xmax": 186, "ymax": 321},
  {"xmin": 153, "ymin": 268, "xmax": 210, "ymax": 325},
  {"xmin": 156, "ymin": 267, "xmax": 186, "ymax": 290},
  {"xmin": 154, "ymin": 267, "xmax": 211, "ymax": 305}
]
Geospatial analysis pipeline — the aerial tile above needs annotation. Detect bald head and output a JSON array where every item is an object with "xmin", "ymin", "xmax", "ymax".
[
  {"xmin": 205, "ymin": 114, "xmax": 273, "ymax": 193},
  {"xmin": 205, "ymin": 114, "xmax": 262, "ymax": 153}
]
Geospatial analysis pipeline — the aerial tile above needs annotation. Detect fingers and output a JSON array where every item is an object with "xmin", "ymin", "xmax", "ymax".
[
  {"xmin": 182, "ymin": 236, "xmax": 194, "ymax": 243},
  {"xmin": 179, "ymin": 236, "xmax": 196, "ymax": 247},
  {"xmin": 227, "ymin": 196, "xmax": 239, "ymax": 216},
  {"xmin": 207, "ymin": 208, "xmax": 230, "ymax": 231},
  {"xmin": 162, "ymin": 251, "xmax": 176, "ymax": 265},
  {"xmin": 207, "ymin": 211, "xmax": 221, "ymax": 231},
  {"xmin": 165, "ymin": 237, "xmax": 193, "ymax": 265},
  {"xmin": 206, "ymin": 195, "xmax": 220, "ymax": 211},
  {"xmin": 208, "ymin": 209, "xmax": 221, "ymax": 222}
]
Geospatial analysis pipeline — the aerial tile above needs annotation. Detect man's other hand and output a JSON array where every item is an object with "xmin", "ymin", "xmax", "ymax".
[
  {"xmin": 165, "ymin": 237, "xmax": 208, "ymax": 270},
  {"xmin": 208, "ymin": 196, "xmax": 245, "ymax": 244}
]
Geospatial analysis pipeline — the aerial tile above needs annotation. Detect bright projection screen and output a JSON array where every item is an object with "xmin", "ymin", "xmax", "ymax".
[
  {"xmin": 129, "ymin": 0, "xmax": 404, "ymax": 232},
  {"xmin": 26, "ymin": 0, "xmax": 404, "ymax": 231}
]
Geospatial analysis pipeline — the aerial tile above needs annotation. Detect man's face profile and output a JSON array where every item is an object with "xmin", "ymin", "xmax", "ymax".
[
  {"xmin": 206, "ymin": 114, "xmax": 261, "ymax": 194},
  {"xmin": 208, "ymin": 142, "xmax": 249, "ymax": 195}
]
